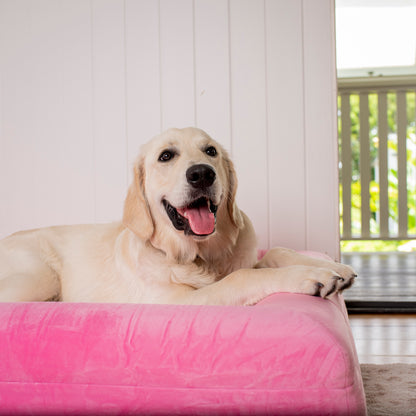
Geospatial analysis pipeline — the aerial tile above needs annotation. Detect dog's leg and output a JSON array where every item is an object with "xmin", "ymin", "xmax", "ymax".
[
  {"xmin": 0, "ymin": 236, "xmax": 61, "ymax": 302},
  {"xmin": 255, "ymin": 247, "xmax": 356, "ymax": 291},
  {"xmin": 0, "ymin": 273, "xmax": 60, "ymax": 302},
  {"xmin": 181, "ymin": 265, "xmax": 345, "ymax": 306}
]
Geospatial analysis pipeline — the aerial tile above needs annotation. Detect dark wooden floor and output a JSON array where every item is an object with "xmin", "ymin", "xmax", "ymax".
[
  {"xmin": 349, "ymin": 314, "xmax": 416, "ymax": 363},
  {"xmin": 339, "ymin": 253, "xmax": 416, "ymax": 361},
  {"xmin": 341, "ymin": 252, "xmax": 416, "ymax": 313}
]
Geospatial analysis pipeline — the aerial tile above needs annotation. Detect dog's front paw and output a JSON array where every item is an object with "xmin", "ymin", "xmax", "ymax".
[
  {"xmin": 297, "ymin": 267, "xmax": 344, "ymax": 298},
  {"xmin": 328, "ymin": 263, "xmax": 357, "ymax": 291}
]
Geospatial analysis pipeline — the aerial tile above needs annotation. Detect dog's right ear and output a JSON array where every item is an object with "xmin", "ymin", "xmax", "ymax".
[
  {"xmin": 122, "ymin": 158, "xmax": 154, "ymax": 241},
  {"xmin": 225, "ymin": 155, "xmax": 244, "ymax": 229}
]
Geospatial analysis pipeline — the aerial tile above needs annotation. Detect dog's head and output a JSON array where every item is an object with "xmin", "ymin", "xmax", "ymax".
[{"xmin": 123, "ymin": 127, "xmax": 243, "ymax": 262}]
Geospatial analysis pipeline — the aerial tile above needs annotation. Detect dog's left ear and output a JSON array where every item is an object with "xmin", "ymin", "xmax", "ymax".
[
  {"xmin": 225, "ymin": 155, "xmax": 244, "ymax": 229},
  {"xmin": 122, "ymin": 158, "xmax": 154, "ymax": 240}
]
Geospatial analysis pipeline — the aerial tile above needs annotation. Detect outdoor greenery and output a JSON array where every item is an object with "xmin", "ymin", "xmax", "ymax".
[
  {"xmin": 341, "ymin": 239, "xmax": 412, "ymax": 252},
  {"xmin": 338, "ymin": 92, "xmax": 416, "ymax": 252}
]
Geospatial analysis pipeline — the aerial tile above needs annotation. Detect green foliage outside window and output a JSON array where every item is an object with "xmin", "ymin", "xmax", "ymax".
[{"xmin": 338, "ymin": 92, "xmax": 416, "ymax": 252}]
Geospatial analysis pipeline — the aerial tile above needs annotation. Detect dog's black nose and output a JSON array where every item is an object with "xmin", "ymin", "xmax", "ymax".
[{"xmin": 186, "ymin": 164, "xmax": 216, "ymax": 189}]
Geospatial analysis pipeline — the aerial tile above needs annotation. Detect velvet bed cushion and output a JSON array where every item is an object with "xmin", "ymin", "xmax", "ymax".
[{"xmin": 0, "ymin": 291, "xmax": 366, "ymax": 415}]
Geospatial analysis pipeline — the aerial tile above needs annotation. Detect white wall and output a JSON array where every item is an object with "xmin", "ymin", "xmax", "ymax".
[{"xmin": 0, "ymin": 0, "xmax": 340, "ymax": 259}]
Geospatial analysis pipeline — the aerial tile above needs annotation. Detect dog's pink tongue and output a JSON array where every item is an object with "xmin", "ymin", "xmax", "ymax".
[{"xmin": 180, "ymin": 205, "xmax": 215, "ymax": 235}]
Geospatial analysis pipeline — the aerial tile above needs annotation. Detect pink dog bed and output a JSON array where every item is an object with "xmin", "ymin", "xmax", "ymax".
[{"xmin": 0, "ymin": 290, "xmax": 366, "ymax": 415}]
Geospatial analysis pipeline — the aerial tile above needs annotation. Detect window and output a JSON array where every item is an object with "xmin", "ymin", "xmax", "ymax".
[{"xmin": 336, "ymin": 0, "xmax": 416, "ymax": 78}]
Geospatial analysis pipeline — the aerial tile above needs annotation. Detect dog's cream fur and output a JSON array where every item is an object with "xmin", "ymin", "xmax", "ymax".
[{"xmin": 0, "ymin": 127, "xmax": 356, "ymax": 305}]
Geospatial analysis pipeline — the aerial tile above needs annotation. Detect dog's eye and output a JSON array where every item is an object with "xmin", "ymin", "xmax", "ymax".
[
  {"xmin": 205, "ymin": 146, "xmax": 217, "ymax": 157},
  {"xmin": 158, "ymin": 150, "xmax": 174, "ymax": 162}
]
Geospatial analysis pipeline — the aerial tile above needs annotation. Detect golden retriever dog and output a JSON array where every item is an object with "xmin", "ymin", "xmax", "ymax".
[{"xmin": 0, "ymin": 127, "xmax": 356, "ymax": 305}]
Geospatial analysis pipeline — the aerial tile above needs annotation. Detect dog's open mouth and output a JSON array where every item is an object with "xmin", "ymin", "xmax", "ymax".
[{"xmin": 163, "ymin": 197, "xmax": 218, "ymax": 236}]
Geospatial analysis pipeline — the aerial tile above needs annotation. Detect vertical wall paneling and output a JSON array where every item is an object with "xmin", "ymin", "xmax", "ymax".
[
  {"xmin": 50, "ymin": 1, "xmax": 95, "ymax": 226},
  {"xmin": 193, "ymin": 0, "xmax": 231, "ymax": 151},
  {"xmin": 265, "ymin": 0, "xmax": 306, "ymax": 250},
  {"xmin": 92, "ymin": 0, "xmax": 128, "ymax": 222},
  {"xmin": 0, "ymin": 2, "xmax": 37, "ymax": 235},
  {"xmin": 302, "ymin": 0, "xmax": 340, "ymax": 260},
  {"xmin": 159, "ymin": 0, "xmax": 195, "ymax": 130},
  {"xmin": 229, "ymin": 0, "xmax": 269, "ymax": 249},
  {"xmin": 125, "ymin": 0, "xmax": 161, "ymax": 178},
  {"xmin": 0, "ymin": 0, "xmax": 95, "ymax": 236},
  {"xmin": 0, "ymin": 0, "xmax": 340, "ymax": 259}
]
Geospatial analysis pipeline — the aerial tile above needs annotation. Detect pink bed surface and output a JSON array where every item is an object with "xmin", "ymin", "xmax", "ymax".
[{"xmin": 0, "ymin": 291, "xmax": 366, "ymax": 415}]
